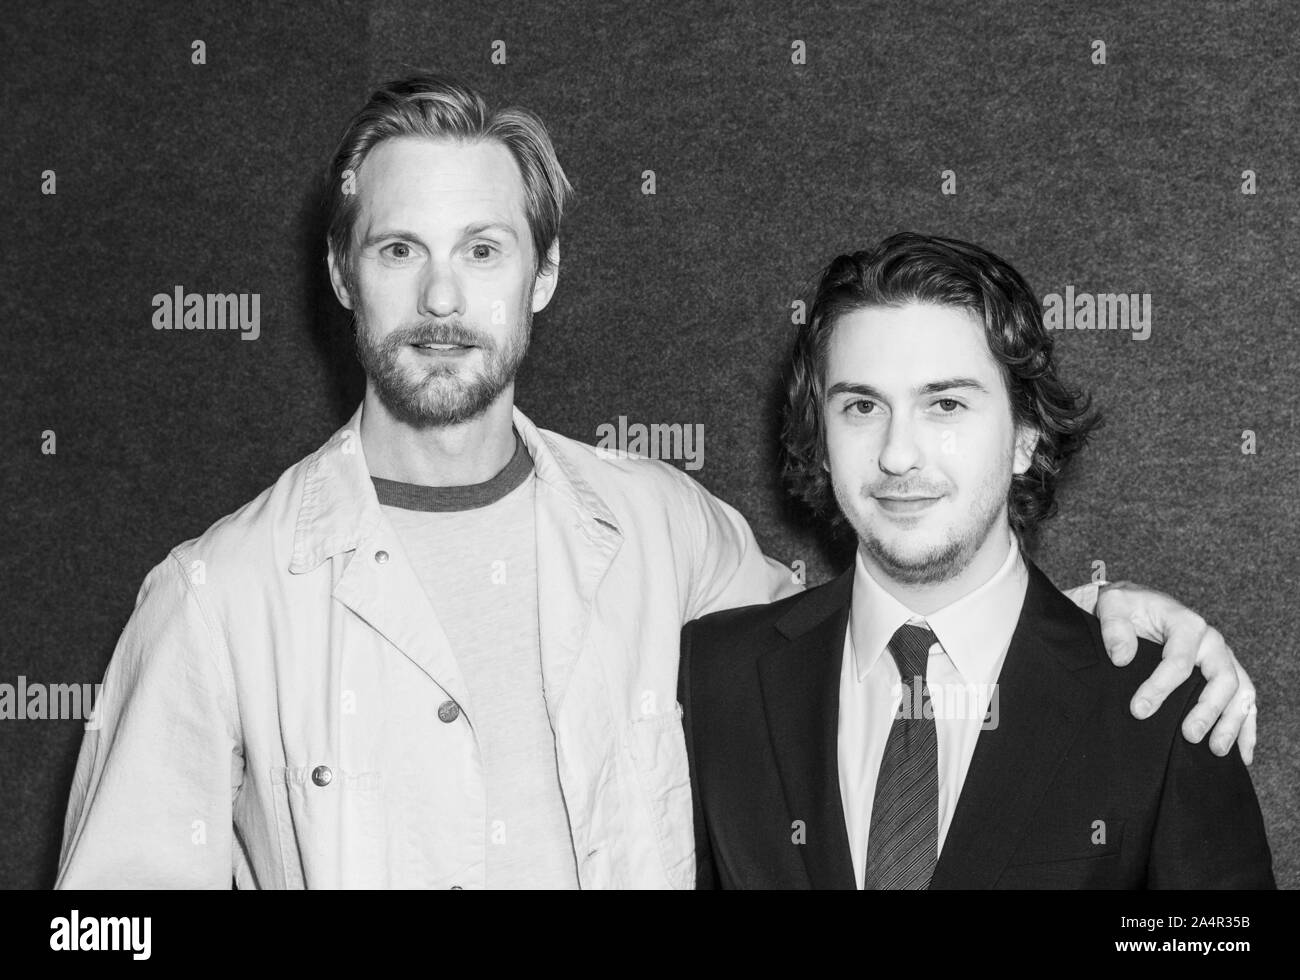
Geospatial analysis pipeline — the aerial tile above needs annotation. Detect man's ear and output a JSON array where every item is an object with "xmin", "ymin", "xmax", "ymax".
[
  {"xmin": 1013, "ymin": 422, "xmax": 1040, "ymax": 475},
  {"xmin": 531, "ymin": 239, "xmax": 561, "ymax": 313},
  {"xmin": 326, "ymin": 244, "xmax": 355, "ymax": 311}
]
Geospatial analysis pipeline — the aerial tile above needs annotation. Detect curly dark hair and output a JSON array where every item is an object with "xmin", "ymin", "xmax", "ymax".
[{"xmin": 781, "ymin": 232, "xmax": 1101, "ymax": 546}]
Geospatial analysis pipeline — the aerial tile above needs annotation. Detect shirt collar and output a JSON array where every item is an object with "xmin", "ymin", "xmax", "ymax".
[
  {"xmin": 848, "ymin": 530, "xmax": 1029, "ymax": 685},
  {"xmin": 289, "ymin": 401, "xmax": 620, "ymax": 573}
]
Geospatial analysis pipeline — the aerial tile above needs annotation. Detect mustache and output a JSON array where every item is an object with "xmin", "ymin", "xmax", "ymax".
[
  {"xmin": 869, "ymin": 480, "xmax": 949, "ymax": 498},
  {"xmin": 389, "ymin": 321, "xmax": 491, "ymax": 349}
]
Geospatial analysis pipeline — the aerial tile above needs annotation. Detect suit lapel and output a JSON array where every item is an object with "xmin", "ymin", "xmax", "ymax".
[
  {"xmin": 757, "ymin": 568, "xmax": 857, "ymax": 890},
  {"xmin": 929, "ymin": 561, "xmax": 1103, "ymax": 889}
]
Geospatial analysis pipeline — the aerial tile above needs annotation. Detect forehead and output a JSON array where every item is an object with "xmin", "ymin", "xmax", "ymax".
[
  {"xmin": 824, "ymin": 302, "xmax": 1002, "ymax": 387},
  {"xmin": 353, "ymin": 135, "xmax": 528, "ymax": 232}
]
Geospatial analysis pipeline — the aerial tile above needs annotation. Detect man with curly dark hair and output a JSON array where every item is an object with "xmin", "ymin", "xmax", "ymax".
[
  {"xmin": 679, "ymin": 233, "xmax": 1274, "ymax": 889},
  {"xmin": 782, "ymin": 233, "xmax": 1100, "ymax": 552}
]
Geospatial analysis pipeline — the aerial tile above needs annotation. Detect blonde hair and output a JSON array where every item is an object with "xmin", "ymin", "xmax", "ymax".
[{"xmin": 325, "ymin": 72, "xmax": 573, "ymax": 284}]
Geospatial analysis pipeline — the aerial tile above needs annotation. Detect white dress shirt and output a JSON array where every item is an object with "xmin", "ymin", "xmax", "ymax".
[{"xmin": 838, "ymin": 531, "xmax": 1030, "ymax": 889}]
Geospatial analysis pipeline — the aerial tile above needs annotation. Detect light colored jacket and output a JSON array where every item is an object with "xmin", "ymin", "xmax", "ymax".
[{"xmin": 55, "ymin": 405, "xmax": 796, "ymax": 889}]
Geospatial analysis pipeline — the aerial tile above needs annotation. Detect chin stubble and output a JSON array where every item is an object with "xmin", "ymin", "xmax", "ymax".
[{"xmin": 353, "ymin": 310, "xmax": 532, "ymax": 427}]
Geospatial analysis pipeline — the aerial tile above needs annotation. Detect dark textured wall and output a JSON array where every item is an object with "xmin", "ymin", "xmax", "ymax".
[{"xmin": 3, "ymin": 0, "xmax": 1295, "ymax": 888}]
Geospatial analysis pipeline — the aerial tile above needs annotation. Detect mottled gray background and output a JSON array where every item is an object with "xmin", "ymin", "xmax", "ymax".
[{"xmin": 2, "ymin": 0, "xmax": 1295, "ymax": 888}]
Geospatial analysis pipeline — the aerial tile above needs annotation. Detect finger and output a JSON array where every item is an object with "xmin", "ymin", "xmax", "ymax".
[
  {"xmin": 1235, "ymin": 665, "xmax": 1258, "ymax": 766},
  {"xmin": 1239, "ymin": 700, "xmax": 1258, "ymax": 766},
  {"xmin": 1209, "ymin": 682, "xmax": 1257, "ymax": 762},
  {"xmin": 1131, "ymin": 648, "xmax": 1196, "ymax": 719},
  {"xmin": 1100, "ymin": 614, "xmax": 1139, "ymax": 668},
  {"xmin": 1129, "ymin": 610, "xmax": 1207, "ymax": 718},
  {"xmin": 1180, "ymin": 660, "xmax": 1239, "ymax": 744}
]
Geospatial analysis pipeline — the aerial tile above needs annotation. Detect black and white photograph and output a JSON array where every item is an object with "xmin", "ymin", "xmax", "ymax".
[{"xmin": 2, "ymin": 0, "xmax": 1295, "ymax": 960}]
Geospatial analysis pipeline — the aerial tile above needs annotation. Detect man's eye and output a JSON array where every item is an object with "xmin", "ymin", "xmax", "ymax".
[
  {"xmin": 935, "ymin": 398, "xmax": 963, "ymax": 413},
  {"xmin": 384, "ymin": 243, "xmax": 412, "ymax": 260},
  {"xmin": 847, "ymin": 399, "xmax": 877, "ymax": 415},
  {"xmin": 470, "ymin": 243, "xmax": 496, "ymax": 260}
]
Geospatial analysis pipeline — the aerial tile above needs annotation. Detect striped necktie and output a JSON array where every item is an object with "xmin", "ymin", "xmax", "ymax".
[{"xmin": 864, "ymin": 623, "xmax": 939, "ymax": 890}]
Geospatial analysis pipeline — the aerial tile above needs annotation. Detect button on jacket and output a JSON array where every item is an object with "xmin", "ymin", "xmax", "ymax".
[{"xmin": 55, "ymin": 404, "xmax": 796, "ymax": 889}]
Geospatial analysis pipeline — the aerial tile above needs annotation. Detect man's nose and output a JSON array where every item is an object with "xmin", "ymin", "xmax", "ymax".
[
  {"xmin": 877, "ymin": 414, "xmax": 924, "ymax": 475},
  {"xmin": 418, "ymin": 257, "xmax": 465, "ymax": 318}
]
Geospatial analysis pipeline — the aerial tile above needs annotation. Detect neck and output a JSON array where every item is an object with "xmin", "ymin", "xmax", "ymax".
[
  {"xmin": 861, "ymin": 525, "xmax": 1016, "ymax": 616},
  {"xmin": 359, "ymin": 385, "xmax": 517, "ymax": 487}
]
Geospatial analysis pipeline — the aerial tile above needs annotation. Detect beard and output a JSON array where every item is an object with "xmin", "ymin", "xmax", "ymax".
[
  {"xmin": 353, "ymin": 307, "xmax": 532, "ymax": 428},
  {"xmin": 838, "ymin": 473, "xmax": 1009, "ymax": 586}
]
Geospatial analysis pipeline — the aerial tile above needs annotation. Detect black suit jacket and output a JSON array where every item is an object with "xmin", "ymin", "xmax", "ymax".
[{"xmin": 679, "ymin": 559, "xmax": 1274, "ymax": 889}]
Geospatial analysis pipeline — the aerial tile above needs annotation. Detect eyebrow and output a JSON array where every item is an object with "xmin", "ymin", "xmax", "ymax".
[
  {"xmin": 826, "ymin": 378, "xmax": 991, "ymax": 399},
  {"xmin": 463, "ymin": 221, "xmax": 519, "ymax": 240},
  {"xmin": 359, "ymin": 222, "xmax": 519, "ymax": 248}
]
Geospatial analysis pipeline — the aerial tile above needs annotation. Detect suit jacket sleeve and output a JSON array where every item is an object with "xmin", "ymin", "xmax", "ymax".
[
  {"xmin": 1147, "ymin": 680, "xmax": 1275, "ymax": 889},
  {"xmin": 679, "ymin": 618, "xmax": 718, "ymax": 889}
]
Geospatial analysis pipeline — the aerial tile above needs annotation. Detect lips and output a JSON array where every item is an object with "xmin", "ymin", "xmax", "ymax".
[
  {"xmin": 411, "ymin": 342, "xmax": 475, "ymax": 355},
  {"xmin": 874, "ymin": 496, "xmax": 941, "ymax": 515}
]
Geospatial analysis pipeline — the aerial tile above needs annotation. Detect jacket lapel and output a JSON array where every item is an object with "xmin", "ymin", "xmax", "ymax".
[
  {"xmin": 517, "ymin": 411, "xmax": 624, "ymax": 724},
  {"xmin": 332, "ymin": 517, "xmax": 474, "ymax": 708},
  {"xmin": 929, "ymin": 560, "xmax": 1103, "ymax": 888},
  {"xmin": 291, "ymin": 407, "xmax": 473, "ymax": 711},
  {"xmin": 757, "ymin": 568, "xmax": 857, "ymax": 890}
]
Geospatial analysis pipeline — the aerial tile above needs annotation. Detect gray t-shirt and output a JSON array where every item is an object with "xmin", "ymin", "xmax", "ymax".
[{"xmin": 373, "ymin": 433, "xmax": 580, "ymax": 889}]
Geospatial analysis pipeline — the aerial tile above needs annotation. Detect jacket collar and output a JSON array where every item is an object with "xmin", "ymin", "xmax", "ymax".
[
  {"xmin": 290, "ymin": 401, "xmax": 621, "ymax": 573},
  {"xmin": 519, "ymin": 407, "xmax": 623, "ymax": 537},
  {"xmin": 773, "ymin": 563, "xmax": 856, "ymax": 641}
]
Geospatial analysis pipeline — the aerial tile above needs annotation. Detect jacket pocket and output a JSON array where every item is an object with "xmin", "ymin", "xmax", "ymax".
[
  {"xmin": 1005, "ymin": 819, "xmax": 1126, "ymax": 868},
  {"xmin": 629, "ymin": 704, "xmax": 695, "ymax": 889},
  {"xmin": 269, "ymin": 765, "xmax": 384, "ymax": 889}
]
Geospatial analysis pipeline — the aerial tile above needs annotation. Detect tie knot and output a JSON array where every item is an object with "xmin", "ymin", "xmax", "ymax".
[{"xmin": 887, "ymin": 624, "xmax": 937, "ymax": 682}]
